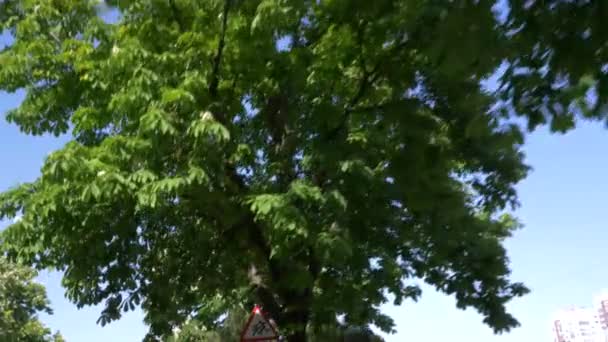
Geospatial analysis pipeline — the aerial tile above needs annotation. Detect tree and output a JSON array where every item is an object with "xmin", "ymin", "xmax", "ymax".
[
  {"xmin": 309, "ymin": 323, "xmax": 385, "ymax": 342},
  {"xmin": 165, "ymin": 319, "xmax": 224, "ymax": 342},
  {"xmin": 165, "ymin": 307, "xmax": 384, "ymax": 341},
  {"xmin": 166, "ymin": 307, "xmax": 247, "ymax": 342},
  {"xmin": 0, "ymin": 257, "xmax": 64, "ymax": 342},
  {"xmin": 0, "ymin": 0, "xmax": 605, "ymax": 341}
]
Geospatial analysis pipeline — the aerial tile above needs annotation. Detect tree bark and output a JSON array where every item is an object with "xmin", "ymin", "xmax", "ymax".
[{"xmin": 285, "ymin": 329, "xmax": 307, "ymax": 342}]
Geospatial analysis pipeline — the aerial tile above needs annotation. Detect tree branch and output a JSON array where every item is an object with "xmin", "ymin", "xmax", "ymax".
[
  {"xmin": 323, "ymin": 35, "xmax": 410, "ymax": 143},
  {"xmin": 209, "ymin": 0, "xmax": 232, "ymax": 101},
  {"xmin": 350, "ymin": 98, "xmax": 421, "ymax": 114},
  {"xmin": 250, "ymin": 281, "xmax": 284, "ymax": 324},
  {"xmin": 168, "ymin": 0, "xmax": 184, "ymax": 32},
  {"xmin": 323, "ymin": 22, "xmax": 378, "ymax": 142},
  {"xmin": 263, "ymin": 92, "xmax": 298, "ymax": 189},
  {"xmin": 324, "ymin": 65, "xmax": 381, "ymax": 142},
  {"xmin": 225, "ymin": 157, "xmax": 319, "ymax": 331},
  {"xmin": 48, "ymin": 31, "xmax": 62, "ymax": 46}
]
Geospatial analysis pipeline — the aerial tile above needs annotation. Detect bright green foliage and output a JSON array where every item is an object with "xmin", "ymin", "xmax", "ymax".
[
  {"xmin": 0, "ymin": 257, "xmax": 64, "ymax": 342},
  {"xmin": 165, "ymin": 308, "xmax": 247, "ymax": 342},
  {"xmin": 1, "ymin": 0, "xmax": 605, "ymax": 341},
  {"xmin": 165, "ymin": 320, "xmax": 225, "ymax": 342}
]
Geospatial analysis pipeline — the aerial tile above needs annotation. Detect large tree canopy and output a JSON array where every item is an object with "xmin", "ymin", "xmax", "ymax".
[
  {"xmin": 1, "ymin": 0, "xmax": 606, "ymax": 341},
  {"xmin": 0, "ymin": 257, "xmax": 64, "ymax": 342}
]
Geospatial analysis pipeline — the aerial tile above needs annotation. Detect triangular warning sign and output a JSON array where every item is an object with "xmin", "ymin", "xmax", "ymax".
[{"xmin": 240, "ymin": 305, "xmax": 279, "ymax": 341}]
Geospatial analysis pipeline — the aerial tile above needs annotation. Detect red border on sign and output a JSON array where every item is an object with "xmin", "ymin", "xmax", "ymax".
[{"xmin": 240, "ymin": 305, "xmax": 279, "ymax": 342}]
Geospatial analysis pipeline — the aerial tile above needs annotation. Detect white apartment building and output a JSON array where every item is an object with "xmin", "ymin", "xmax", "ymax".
[
  {"xmin": 553, "ymin": 307, "xmax": 605, "ymax": 342},
  {"xmin": 553, "ymin": 291, "xmax": 608, "ymax": 342},
  {"xmin": 593, "ymin": 291, "xmax": 608, "ymax": 331}
]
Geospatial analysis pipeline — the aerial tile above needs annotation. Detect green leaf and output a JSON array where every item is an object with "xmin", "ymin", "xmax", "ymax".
[
  {"xmin": 160, "ymin": 88, "xmax": 195, "ymax": 106},
  {"xmin": 139, "ymin": 108, "xmax": 177, "ymax": 136},
  {"xmin": 187, "ymin": 115, "xmax": 231, "ymax": 143}
]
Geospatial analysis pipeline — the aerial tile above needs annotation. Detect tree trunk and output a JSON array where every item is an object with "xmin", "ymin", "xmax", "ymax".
[
  {"xmin": 285, "ymin": 329, "xmax": 307, "ymax": 342},
  {"xmin": 244, "ymin": 212, "xmax": 317, "ymax": 342},
  {"xmin": 280, "ymin": 300, "xmax": 310, "ymax": 342}
]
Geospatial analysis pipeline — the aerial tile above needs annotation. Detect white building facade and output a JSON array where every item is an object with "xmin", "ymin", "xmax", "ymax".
[
  {"xmin": 594, "ymin": 291, "xmax": 608, "ymax": 332},
  {"xmin": 553, "ymin": 307, "xmax": 605, "ymax": 342},
  {"xmin": 553, "ymin": 291, "xmax": 608, "ymax": 342}
]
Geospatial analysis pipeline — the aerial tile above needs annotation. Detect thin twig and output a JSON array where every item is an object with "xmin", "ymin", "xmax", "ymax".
[
  {"xmin": 209, "ymin": 0, "xmax": 232, "ymax": 100},
  {"xmin": 324, "ymin": 34, "xmax": 410, "ymax": 142},
  {"xmin": 324, "ymin": 64, "xmax": 380, "ymax": 141}
]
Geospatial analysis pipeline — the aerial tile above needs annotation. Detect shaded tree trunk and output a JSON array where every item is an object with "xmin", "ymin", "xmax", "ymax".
[
  {"xmin": 282, "ymin": 304, "xmax": 310, "ymax": 342},
  {"xmin": 285, "ymin": 330, "xmax": 307, "ymax": 342},
  {"xmin": 253, "ymin": 283, "xmax": 311, "ymax": 342}
]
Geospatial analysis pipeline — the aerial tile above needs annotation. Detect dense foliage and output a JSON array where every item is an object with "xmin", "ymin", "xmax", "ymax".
[
  {"xmin": 166, "ymin": 308, "xmax": 248, "ymax": 342},
  {"xmin": 1, "ymin": 0, "xmax": 607, "ymax": 341},
  {"xmin": 0, "ymin": 257, "xmax": 64, "ymax": 342},
  {"xmin": 166, "ymin": 308, "xmax": 384, "ymax": 341}
]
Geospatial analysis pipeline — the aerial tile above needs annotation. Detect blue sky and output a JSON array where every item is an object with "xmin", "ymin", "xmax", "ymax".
[{"xmin": 3, "ymin": 91, "xmax": 608, "ymax": 342}]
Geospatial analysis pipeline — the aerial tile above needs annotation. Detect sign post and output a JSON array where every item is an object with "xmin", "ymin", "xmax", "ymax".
[{"xmin": 240, "ymin": 305, "xmax": 279, "ymax": 342}]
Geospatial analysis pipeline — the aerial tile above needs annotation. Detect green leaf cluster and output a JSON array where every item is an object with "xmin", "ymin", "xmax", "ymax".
[{"xmin": 0, "ymin": 257, "xmax": 64, "ymax": 342}]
